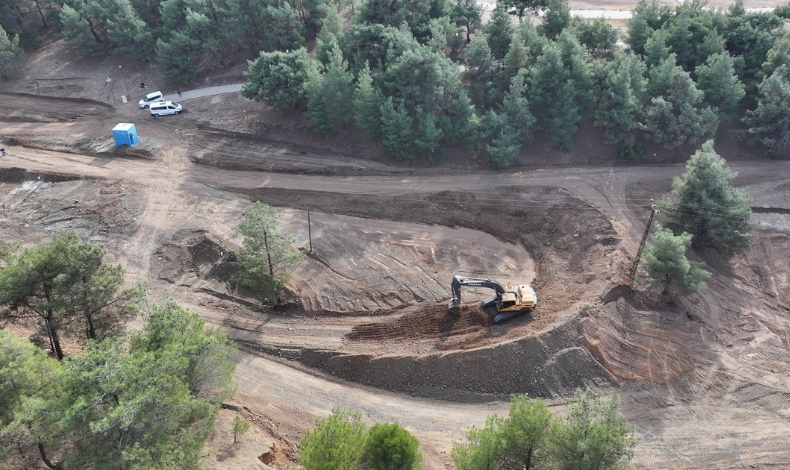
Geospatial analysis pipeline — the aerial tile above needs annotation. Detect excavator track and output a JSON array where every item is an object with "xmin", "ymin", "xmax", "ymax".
[
  {"xmin": 480, "ymin": 294, "xmax": 498, "ymax": 309},
  {"xmin": 493, "ymin": 309, "xmax": 531, "ymax": 324}
]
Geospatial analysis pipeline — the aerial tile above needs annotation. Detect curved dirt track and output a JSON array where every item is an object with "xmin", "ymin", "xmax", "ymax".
[{"xmin": 3, "ymin": 92, "xmax": 790, "ymax": 468}]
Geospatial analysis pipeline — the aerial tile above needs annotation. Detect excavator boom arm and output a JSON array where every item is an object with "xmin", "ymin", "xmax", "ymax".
[{"xmin": 450, "ymin": 275, "xmax": 506, "ymax": 303}]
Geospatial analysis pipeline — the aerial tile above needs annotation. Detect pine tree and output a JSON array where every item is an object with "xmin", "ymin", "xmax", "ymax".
[
  {"xmin": 501, "ymin": 0, "xmax": 548, "ymax": 22},
  {"xmin": 452, "ymin": 414, "xmax": 506, "ymax": 470},
  {"xmin": 322, "ymin": 47, "xmax": 354, "ymax": 125},
  {"xmin": 538, "ymin": 0, "xmax": 570, "ymax": 39},
  {"xmin": 415, "ymin": 112, "xmax": 444, "ymax": 160},
  {"xmin": 353, "ymin": 64, "xmax": 385, "ymax": 139},
  {"xmin": 58, "ymin": 2, "xmax": 106, "ymax": 55},
  {"xmin": 694, "ymin": 31, "xmax": 726, "ymax": 71},
  {"xmin": 0, "ymin": 24, "xmax": 24, "ymax": 79},
  {"xmin": 664, "ymin": 140, "xmax": 755, "ymax": 255},
  {"xmin": 530, "ymin": 42, "xmax": 581, "ymax": 150},
  {"xmin": 364, "ymin": 423, "xmax": 423, "ymax": 470},
  {"xmin": 663, "ymin": 14, "xmax": 693, "ymax": 70},
  {"xmin": 573, "ymin": 17, "xmax": 618, "ymax": 58},
  {"xmin": 438, "ymin": 89, "xmax": 480, "ymax": 147},
  {"xmin": 155, "ymin": 32, "xmax": 200, "ymax": 84},
  {"xmin": 0, "ymin": 231, "xmax": 142, "ymax": 360},
  {"xmin": 500, "ymin": 395, "xmax": 552, "ymax": 469},
  {"xmin": 452, "ymin": 391, "xmax": 636, "ymax": 470},
  {"xmin": 743, "ymin": 64, "xmax": 790, "ymax": 154},
  {"xmin": 639, "ymin": 224, "xmax": 711, "ymax": 295},
  {"xmin": 594, "ymin": 51, "xmax": 647, "ymax": 145},
  {"xmin": 315, "ymin": 2, "xmax": 342, "ymax": 37},
  {"xmin": 300, "ymin": 409, "xmax": 368, "ymax": 470},
  {"xmin": 643, "ymin": 56, "xmax": 718, "ymax": 148},
  {"xmin": 306, "ymin": 69, "xmax": 332, "ymax": 134},
  {"xmin": 105, "ymin": 0, "xmax": 154, "ymax": 58},
  {"xmin": 235, "ymin": 202, "xmax": 304, "ymax": 301},
  {"xmin": 695, "ymin": 52, "xmax": 745, "ymax": 124},
  {"xmin": 547, "ymin": 389, "xmax": 638, "ymax": 470},
  {"xmin": 465, "ymin": 35, "xmax": 496, "ymax": 107},
  {"xmin": 502, "ymin": 69, "xmax": 536, "ymax": 144},
  {"xmin": 502, "ymin": 36, "xmax": 528, "ymax": 82},
  {"xmin": 242, "ymin": 48, "xmax": 314, "ymax": 118},
  {"xmin": 231, "ymin": 417, "xmax": 251, "ymax": 445},
  {"xmin": 762, "ymin": 29, "xmax": 790, "ymax": 77},
  {"xmin": 261, "ymin": 3, "xmax": 305, "ymax": 52},
  {"xmin": 451, "ymin": 0, "xmax": 482, "ymax": 43},
  {"xmin": 486, "ymin": 120, "xmax": 522, "ymax": 169},
  {"xmin": 307, "ymin": 43, "xmax": 354, "ymax": 135},
  {"xmin": 723, "ymin": 10, "xmax": 782, "ymax": 92},
  {"xmin": 626, "ymin": 0, "xmax": 671, "ymax": 56},
  {"xmin": 485, "ymin": 3, "xmax": 513, "ymax": 59},
  {"xmin": 558, "ymin": 29, "xmax": 593, "ymax": 109},
  {"xmin": 516, "ymin": 20, "xmax": 547, "ymax": 60},
  {"xmin": 379, "ymin": 97, "xmax": 415, "ymax": 159},
  {"xmin": 643, "ymin": 27, "xmax": 670, "ymax": 69}
]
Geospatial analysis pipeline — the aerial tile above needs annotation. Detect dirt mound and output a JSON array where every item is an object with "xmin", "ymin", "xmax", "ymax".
[
  {"xmin": 190, "ymin": 126, "xmax": 412, "ymax": 176},
  {"xmin": 228, "ymin": 184, "xmax": 621, "ymax": 399},
  {"xmin": 0, "ymin": 176, "xmax": 145, "ymax": 243},
  {"xmin": 347, "ymin": 304, "xmax": 494, "ymax": 342},
  {"xmin": 0, "ymin": 92, "xmax": 114, "ymax": 123},
  {"xmin": 155, "ymin": 229, "xmax": 237, "ymax": 285},
  {"xmin": 0, "ymin": 167, "xmax": 83, "ymax": 184},
  {"xmin": 293, "ymin": 315, "xmax": 615, "ymax": 402},
  {"xmin": 244, "ymin": 185, "xmax": 620, "ymax": 318},
  {"xmin": 578, "ymin": 293, "xmax": 710, "ymax": 387}
]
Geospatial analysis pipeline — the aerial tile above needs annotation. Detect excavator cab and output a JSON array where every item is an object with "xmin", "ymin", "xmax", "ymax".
[{"xmin": 499, "ymin": 292, "xmax": 518, "ymax": 310}]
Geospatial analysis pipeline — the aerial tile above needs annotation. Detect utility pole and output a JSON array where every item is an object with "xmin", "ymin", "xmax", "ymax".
[
  {"xmin": 119, "ymin": 65, "xmax": 130, "ymax": 101},
  {"xmin": 307, "ymin": 210, "xmax": 312, "ymax": 253},
  {"xmin": 630, "ymin": 199, "xmax": 659, "ymax": 284},
  {"xmin": 106, "ymin": 77, "xmax": 115, "ymax": 103}
]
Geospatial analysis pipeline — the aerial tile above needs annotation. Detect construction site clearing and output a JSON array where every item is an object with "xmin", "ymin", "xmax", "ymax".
[{"xmin": 2, "ymin": 38, "xmax": 790, "ymax": 468}]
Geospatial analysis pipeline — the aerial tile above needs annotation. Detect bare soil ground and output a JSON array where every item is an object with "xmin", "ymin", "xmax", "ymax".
[{"xmin": 3, "ymin": 16, "xmax": 790, "ymax": 468}]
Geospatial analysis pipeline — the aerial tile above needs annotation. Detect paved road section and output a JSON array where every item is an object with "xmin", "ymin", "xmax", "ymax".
[{"xmin": 162, "ymin": 83, "xmax": 244, "ymax": 103}]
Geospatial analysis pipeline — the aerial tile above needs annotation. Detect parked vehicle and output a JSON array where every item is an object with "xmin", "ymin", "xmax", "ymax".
[
  {"xmin": 150, "ymin": 101, "xmax": 182, "ymax": 116},
  {"xmin": 138, "ymin": 91, "xmax": 164, "ymax": 108}
]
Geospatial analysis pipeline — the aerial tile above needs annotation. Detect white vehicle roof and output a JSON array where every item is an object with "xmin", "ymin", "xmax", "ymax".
[{"xmin": 145, "ymin": 91, "xmax": 162, "ymax": 99}]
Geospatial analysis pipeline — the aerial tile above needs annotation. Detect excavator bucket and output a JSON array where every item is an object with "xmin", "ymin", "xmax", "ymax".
[{"xmin": 448, "ymin": 298, "xmax": 461, "ymax": 315}]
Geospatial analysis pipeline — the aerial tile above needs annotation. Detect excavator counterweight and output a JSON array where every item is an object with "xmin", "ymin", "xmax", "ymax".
[{"xmin": 447, "ymin": 275, "xmax": 537, "ymax": 324}]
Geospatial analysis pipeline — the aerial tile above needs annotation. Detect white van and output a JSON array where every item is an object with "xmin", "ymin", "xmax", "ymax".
[
  {"xmin": 138, "ymin": 91, "xmax": 164, "ymax": 108},
  {"xmin": 150, "ymin": 101, "xmax": 182, "ymax": 116}
]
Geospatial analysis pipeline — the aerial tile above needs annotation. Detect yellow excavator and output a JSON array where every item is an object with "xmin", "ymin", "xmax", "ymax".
[{"xmin": 447, "ymin": 275, "xmax": 537, "ymax": 324}]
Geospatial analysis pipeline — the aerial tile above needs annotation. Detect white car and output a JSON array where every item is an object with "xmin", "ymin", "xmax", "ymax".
[
  {"xmin": 150, "ymin": 101, "xmax": 182, "ymax": 116},
  {"xmin": 138, "ymin": 91, "xmax": 164, "ymax": 108}
]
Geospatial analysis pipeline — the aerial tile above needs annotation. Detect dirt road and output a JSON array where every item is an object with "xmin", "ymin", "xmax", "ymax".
[{"xmin": 2, "ymin": 89, "xmax": 790, "ymax": 469}]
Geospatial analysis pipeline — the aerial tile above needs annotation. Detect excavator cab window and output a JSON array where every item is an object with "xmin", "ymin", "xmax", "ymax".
[{"xmin": 501, "ymin": 300, "xmax": 516, "ymax": 309}]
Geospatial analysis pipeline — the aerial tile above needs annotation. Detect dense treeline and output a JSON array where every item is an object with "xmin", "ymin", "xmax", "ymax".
[
  {"xmin": 4, "ymin": 0, "xmax": 790, "ymax": 162},
  {"xmin": 240, "ymin": 0, "xmax": 790, "ymax": 165},
  {"xmin": 0, "ymin": 232, "xmax": 238, "ymax": 469},
  {"xmin": 452, "ymin": 390, "xmax": 637, "ymax": 470},
  {"xmin": 245, "ymin": 0, "xmax": 790, "ymax": 163}
]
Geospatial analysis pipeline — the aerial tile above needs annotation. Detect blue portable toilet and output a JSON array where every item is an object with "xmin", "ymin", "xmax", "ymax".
[{"xmin": 112, "ymin": 123, "xmax": 138, "ymax": 147}]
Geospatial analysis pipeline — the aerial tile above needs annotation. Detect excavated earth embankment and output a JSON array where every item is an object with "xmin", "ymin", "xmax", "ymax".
[{"xmin": 205, "ymin": 184, "xmax": 629, "ymax": 400}]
